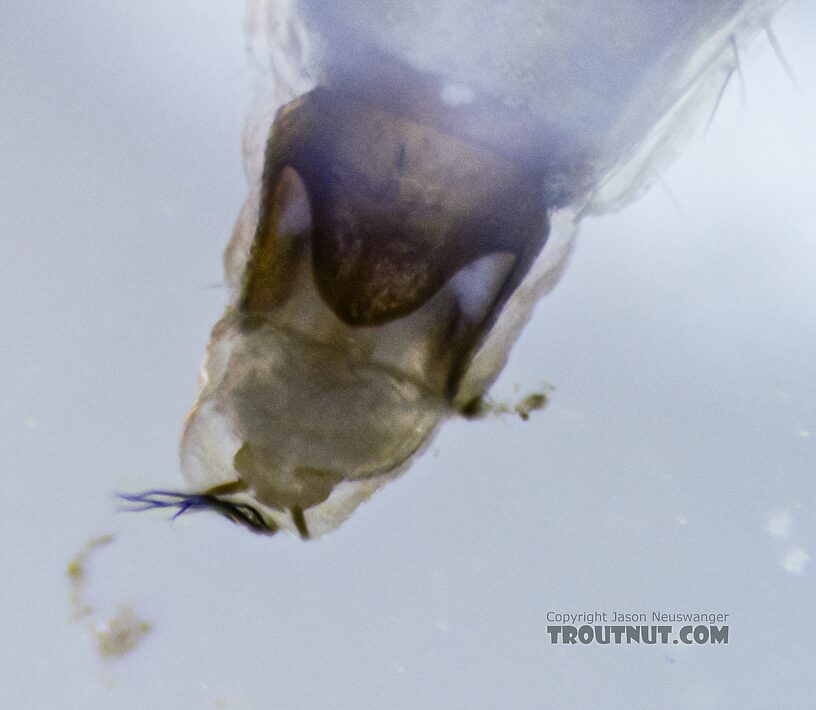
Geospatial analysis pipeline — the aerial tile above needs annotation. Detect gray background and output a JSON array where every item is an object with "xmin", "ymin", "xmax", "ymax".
[{"xmin": 1, "ymin": 2, "xmax": 814, "ymax": 709}]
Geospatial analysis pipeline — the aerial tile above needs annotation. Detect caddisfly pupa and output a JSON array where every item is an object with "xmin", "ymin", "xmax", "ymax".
[{"xmin": 125, "ymin": 0, "xmax": 791, "ymax": 538}]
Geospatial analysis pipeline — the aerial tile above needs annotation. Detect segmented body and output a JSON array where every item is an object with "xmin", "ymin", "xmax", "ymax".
[{"xmin": 130, "ymin": 1, "xmax": 792, "ymax": 538}]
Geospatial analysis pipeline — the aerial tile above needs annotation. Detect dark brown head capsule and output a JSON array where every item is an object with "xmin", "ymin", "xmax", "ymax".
[{"xmin": 241, "ymin": 88, "xmax": 549, "ymax": 397}]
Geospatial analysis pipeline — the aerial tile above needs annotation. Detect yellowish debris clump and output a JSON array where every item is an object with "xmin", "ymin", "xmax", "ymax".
[{"xmin": 66, "ymin": 534, "xmax": 152, "ymax": 659}]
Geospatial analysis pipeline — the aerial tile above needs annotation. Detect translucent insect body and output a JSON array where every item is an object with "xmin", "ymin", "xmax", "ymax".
[{"xmin": 128, "ymin": 0, "xmax": 787, "ymax": 538}]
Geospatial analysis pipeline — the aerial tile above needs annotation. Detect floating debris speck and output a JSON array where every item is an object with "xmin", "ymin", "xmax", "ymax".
[
  {"xmin": 67, "ymin": 534, "xmax": 152, "ymax": 658},
  {"xmin": 92, "ymin": 607, "xmax": 152, "ymax": 659}
]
